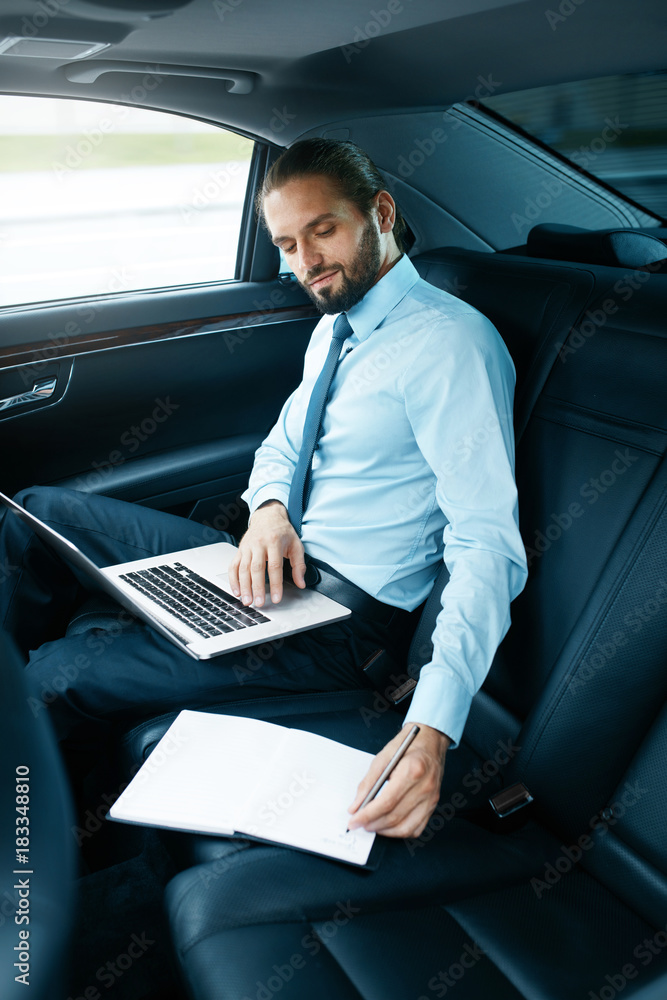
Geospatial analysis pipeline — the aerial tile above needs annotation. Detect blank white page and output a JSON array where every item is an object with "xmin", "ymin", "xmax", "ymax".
[
  {"xmin": 110, "ymin": 711, "xmax": 290, "ymax": 836},
  {"xmin": 239, "ymin": 728, "xmax": 376, "ymax": 865}
]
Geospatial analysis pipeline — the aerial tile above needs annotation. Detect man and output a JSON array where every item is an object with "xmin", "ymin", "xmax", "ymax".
[{"xmin": 0, "ymin": 139, "xmax": 527, "ymax": 838}]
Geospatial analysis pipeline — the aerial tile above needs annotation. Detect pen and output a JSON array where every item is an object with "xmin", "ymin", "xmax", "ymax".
[{"xmin": 348, "ymin": 724, "xmax": 420, "ymax": 830}]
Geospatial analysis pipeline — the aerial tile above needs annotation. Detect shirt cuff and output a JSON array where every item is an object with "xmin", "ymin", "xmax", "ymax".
[
  {"xmin": 403, "ymin": 665, "xmax": 474, "ymax": 749},
  {"xmin": 243, "ymin": 484, "xmax": 291, "ymax": 516}
]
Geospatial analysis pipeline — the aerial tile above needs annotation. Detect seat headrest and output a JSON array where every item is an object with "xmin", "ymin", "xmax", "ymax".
[{"xmin": 526, "ymin": 224, "xmax": 667, "ymax": 269}]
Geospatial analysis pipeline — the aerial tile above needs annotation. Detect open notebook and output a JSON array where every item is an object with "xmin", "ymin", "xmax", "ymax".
[{"xmin": 109, "ymin": 710, "xmax": 378, "ymax": 866}]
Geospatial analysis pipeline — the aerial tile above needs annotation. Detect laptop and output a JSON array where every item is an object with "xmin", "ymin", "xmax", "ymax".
[{"xmin": 0, "ymin": 491, "xmax": 351, "ymax": 660}]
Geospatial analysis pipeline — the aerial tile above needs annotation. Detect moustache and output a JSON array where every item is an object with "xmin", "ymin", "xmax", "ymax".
[{"xmin": 305, "ymin": 264, "xmax": 343, "ymax": 284}]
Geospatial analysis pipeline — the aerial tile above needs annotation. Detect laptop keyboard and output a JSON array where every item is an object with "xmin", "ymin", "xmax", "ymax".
[{"xmin": 119, "ymin": 562, "xmax": 271, "ymax": 639}]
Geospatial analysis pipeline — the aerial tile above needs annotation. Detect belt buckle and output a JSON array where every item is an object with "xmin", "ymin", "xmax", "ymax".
[
  {"xmin": 303, "ymin": 557, "xmax": 321, "ymax": 588},
  {"xmin": 284, "ymin": 556, "xmax": 321, "ymax": 588}
]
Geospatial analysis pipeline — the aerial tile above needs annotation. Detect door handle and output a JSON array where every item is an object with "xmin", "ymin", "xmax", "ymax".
[{"xmin": 0, "ymin": 377, "xmax": 57, "ymax": 412}]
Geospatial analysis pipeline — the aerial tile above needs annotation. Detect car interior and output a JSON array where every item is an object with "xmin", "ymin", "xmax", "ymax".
[{"xmin": 0, "ymin": 1, "xmax": 666, "ymax": 998}]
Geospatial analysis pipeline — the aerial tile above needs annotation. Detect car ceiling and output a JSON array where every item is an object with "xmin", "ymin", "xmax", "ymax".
[{"xmin": 0, "ymin": 0, "xmax": 665, "ymax": 142}]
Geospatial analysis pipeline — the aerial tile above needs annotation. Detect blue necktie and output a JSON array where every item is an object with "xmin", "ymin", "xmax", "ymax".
[{"xmin": 288, "ymin": 313, "xmax": 352, "ymax": 537}]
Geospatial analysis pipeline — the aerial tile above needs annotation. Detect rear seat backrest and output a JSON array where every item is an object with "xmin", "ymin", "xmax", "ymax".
[
  {"xmin": 414, "ymin": 246, "xmax": 667, "ymax": 937},
  {"xmin": 411, "ymin": 249, "xmax": 597, "ymax": 760},
  {"xmin": 413, "ymin": 248, "xmax": 596, "ymax": 438},
  {"xmin": 412, "ymin": 250, "xmax": 667, "ymax": 785},
  {"xmin": 505, "ymin": 274, "xmax": 667, "ymax": 839}
]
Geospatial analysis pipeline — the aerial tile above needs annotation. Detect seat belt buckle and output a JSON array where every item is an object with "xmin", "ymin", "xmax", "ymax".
[
  {"xmin": 489, "ymin": 782, "xmax": 533, "ymax": 820},
  {"xmin": 360, "ymin": 649, "xmax": 417, "ymax": 704}
]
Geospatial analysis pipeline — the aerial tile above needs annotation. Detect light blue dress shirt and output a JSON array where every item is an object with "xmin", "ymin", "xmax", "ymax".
[{"xmin": 243, "ymin": 254, "xmax": 528, "ymax": 746}]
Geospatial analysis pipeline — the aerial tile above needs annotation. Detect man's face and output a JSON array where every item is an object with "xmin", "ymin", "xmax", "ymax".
[{"xmin": 263, "ymin": 174, "xmax": 383, "ymax": 314}]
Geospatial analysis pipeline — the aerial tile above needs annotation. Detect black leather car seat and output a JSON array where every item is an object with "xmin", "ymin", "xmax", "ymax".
[{"xmin": 154, "ymin": 243, "xmax": 667, "ymax": 998}]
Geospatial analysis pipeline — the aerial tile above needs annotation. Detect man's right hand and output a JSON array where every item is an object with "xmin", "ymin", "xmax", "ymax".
[{"xmin": 228, "ymin": 501, "xmax": 306, "ymax": 607}]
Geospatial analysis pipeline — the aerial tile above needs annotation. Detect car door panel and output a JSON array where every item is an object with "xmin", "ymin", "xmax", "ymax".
[{"xmin": 0, "ymin": 280, "xmax": 317, "ymax": 536}]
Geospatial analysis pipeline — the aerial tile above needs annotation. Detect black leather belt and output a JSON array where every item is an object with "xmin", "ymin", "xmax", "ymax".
[
  {"xmin": 299, "ymin": 556, "xmax": 423, "ymax": 702},
  {"xmin": 302, "ymin": 556, "xmax": 401, "ymax": 627}
]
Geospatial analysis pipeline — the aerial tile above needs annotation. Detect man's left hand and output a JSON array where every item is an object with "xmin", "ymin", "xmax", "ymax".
[{"xmin": 347, "ymin": 724, "xmax": 452, "ymax": 838}]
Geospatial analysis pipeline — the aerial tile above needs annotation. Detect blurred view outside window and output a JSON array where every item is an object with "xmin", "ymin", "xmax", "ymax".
[
  {"xmin": 0, "ymin": 96, "xmax": 253, "ymax": 307},
  {"xmin": 484, "ymin": 71, "xmax": 667, "ymax": 221}
]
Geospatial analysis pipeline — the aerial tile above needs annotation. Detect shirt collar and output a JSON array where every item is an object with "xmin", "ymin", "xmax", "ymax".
[{"xmin": 343, "ymin": 254, "xmax": 419, "ymax": 343}]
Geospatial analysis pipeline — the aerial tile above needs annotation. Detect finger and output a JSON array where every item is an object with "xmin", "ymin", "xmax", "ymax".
[
  {"xmin": 348, "ymin": 778, "xmax": 410, "ymax": 830},
  {"xmin": 373, "ymin": 810, "xmax": 431, "ymax": 839},
  {"xmin": 266, "ymin": 549, "xmax": 284, "ymax": 604},
  {"xmin": 288, "ymin": 539, "xmax": 307, "ymax": 589},
  {"xmin": 372, "ymin": 785, "xmax": 438, "ymax": 838},
  {"xmin": 348, "ymin": 752, "xmax": 393, "ymax": 814},
  {"xmin": 347, "ymin": 730, "xmax": 410, "ymax": 813},
  {"xmin": 354, "ymin": 785, "xmax": 428, "ymax": 835},
  {"xmin": 348, "ymin": 754, "xmax": 431, "ymax": 830},
  {"xmin": 354, "ymin": 786, "xmax": 419, "ymax": 832},
  {"xmin": 236, "ymin": 552, "xmax": 254, "ymax": 606},
  {"xmin": 249, "ymin": 554, "xmax": 267, "ymax": 607},
  {"xmin": 228, "ymin": 551, "xmax": 241, "ymax": 596}
]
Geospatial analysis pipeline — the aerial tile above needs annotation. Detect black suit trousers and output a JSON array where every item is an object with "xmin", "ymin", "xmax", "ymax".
[{"xmin": 0, "ymin": 486, "xmax": 393, "ymax": 744}]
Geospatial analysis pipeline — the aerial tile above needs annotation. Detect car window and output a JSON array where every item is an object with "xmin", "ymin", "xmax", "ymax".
[
  {"xmin": 0, "ymin": 96, "xmax": 254, "ymax": 308},
  {"xmin": 482, "ymin": 71, "xmax": 667, "ymax": 221}
]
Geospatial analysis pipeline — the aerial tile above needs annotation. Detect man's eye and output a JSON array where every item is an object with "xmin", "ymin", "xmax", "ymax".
[
  {"xmin": 283, "ymin": 244, "xmax": 296, "ymax": 254},
  {"xmin": 317, "ymin": 228, "xmax": 334, "ymax": 237}
]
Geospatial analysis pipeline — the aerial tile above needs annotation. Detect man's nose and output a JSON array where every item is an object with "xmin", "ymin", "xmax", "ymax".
[{"xmin": 298, "ymin": 241, "xmax": 323, "ymax": 273}]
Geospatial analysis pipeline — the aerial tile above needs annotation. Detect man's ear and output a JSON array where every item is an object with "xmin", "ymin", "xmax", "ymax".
[{"xmin": 375, "ymin": 190, "xmax": 396, "ymax": 234}]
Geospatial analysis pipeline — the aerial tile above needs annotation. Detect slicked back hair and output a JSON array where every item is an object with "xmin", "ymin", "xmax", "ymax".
[{"xmin": 256, "ymin": 138, "xmax": 407, "ymax": 252}]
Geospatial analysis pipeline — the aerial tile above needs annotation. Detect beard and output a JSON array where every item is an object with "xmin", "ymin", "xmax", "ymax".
[{"xmin": 299, "ymin": 218, "xmax": 382, "ymax": 314}]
